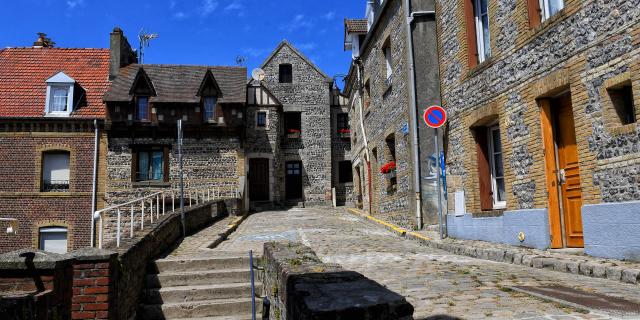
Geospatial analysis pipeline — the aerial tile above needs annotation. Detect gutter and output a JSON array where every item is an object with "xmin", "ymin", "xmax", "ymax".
[
  {"xmin": 90, "ymin": 119, "xmax": 99, "ymax": 247},
  {"xmin": 403, "ymin": 0, "xmax": 436, "ymax": 229},
  {"xmin": 353, "ymin": 58, "xmax": 373, "ymax": 213}
]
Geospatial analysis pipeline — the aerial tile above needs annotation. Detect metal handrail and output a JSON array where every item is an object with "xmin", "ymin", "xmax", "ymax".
[{"xmin": 93, "ymin": 185, "xmax": 239, "ymax": 249}]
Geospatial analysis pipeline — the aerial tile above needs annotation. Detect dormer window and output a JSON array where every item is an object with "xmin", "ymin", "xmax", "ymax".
[
  {"xmin": 136, "ymin": 96, "xmax": 149, "ymax": 121},
  {"xmin": 45, "ymin": 72, "xmax": 75, "ymax": 116},
  {"xmin": 203, "ymin": 96, "xmax": 218, "ymax": 121}
]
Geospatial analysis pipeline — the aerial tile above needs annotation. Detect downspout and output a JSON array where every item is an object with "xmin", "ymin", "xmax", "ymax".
[
  {"xmin": 403, "ymin": 0, "xmax": 436, "ymax": 229},
  {"xmin": 90, "ymin": 119, "xmax": 99, "ymax": 247},
  {"xmin": 354, "ymin": 59, "xmax": 373, "ymax": 213}
]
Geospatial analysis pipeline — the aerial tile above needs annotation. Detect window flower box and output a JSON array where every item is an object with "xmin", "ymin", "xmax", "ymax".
[
  {"xmin": 287, "ymin": 129, "xmax": 301, "ymax": 139},
  {"xmin": 338, "ymin": 128, "xmax": 351, "ymax": 139},
  {"xmin": 380, "ymin": 161, "xmax": 396, "ymax": 179}
]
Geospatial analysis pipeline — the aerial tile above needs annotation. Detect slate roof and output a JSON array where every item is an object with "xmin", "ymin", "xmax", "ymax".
[
  {"xmin": 0, "ymin": 48, "xmax": 110, "ymax": 118},
  {"xmin": 104, "ymin": 64, "xmax": 247, "ymax": 104},
  {"xmin": 345, "ymin": 19, "xmax": 368, "ymax": 34}
]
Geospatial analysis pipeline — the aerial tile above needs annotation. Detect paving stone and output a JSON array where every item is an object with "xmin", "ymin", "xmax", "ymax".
[{"xmin": 621, "ymin": 269, "xmax": 640, "ymax": 284}]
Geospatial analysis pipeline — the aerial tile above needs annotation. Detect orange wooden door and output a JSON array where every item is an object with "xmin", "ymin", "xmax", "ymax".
[{"xmin": 554, "ymin": 94, "xmax": 584, "ymax": 247}]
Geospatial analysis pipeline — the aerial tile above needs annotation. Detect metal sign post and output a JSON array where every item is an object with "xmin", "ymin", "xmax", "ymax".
[
  {"xmin": 424, "ymin": 106, "xmax": 447, "ymax": 240},
  {"xmin": 178, "ymin": 120, "xmax": 185, "ymax": 237}
]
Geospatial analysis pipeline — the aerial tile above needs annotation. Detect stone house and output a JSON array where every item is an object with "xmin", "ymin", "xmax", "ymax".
[
  {"xmin": 0, "ymin": 34, "xmax": 116, "ymax": 254},
  {"xmin": 437, "ymin": 0, "xmax": 640, "ymax": 259},
  {"xmin": 103, "ymin": 31, "xmax": 247, "ymax": 215},
  {"xmin": 245, "ymin": 40, "xmax": 352, "ymax": 209},
  {"xmin": 343, "ymin": 0, "xmax": 442, "ymax": 230}
]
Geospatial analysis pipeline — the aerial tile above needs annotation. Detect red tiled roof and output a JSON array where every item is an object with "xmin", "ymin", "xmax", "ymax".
[
  {"xmin": 345, "ymin": 19, "xmax": 368, "ymax": 34},
  {"xmin": 0, "ymin": 48, "xmax": 110, "ymax": 118}
]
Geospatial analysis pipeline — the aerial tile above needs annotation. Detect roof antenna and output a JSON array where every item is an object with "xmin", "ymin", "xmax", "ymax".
[
  {"xmin": 138, "ymin": 29, "xmax": 159, "ymax": 64},
  {"xmin": 235, "ymin": 55, "xmax": 247, "ymax": 67}
]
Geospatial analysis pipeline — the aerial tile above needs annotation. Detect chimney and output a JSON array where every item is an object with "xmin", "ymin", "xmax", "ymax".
[
  {"xmin": 33, "ymin": 33, "xmax": 55, "ymax": 48},
  {"xmin": 109, "ymin": 27, "xmax": 138, "ymax": 80}
]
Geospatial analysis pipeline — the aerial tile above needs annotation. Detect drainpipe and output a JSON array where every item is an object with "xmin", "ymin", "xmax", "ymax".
[
  {"xmin": 403, "ymin": 0, "xmax": 436, "ymax": 229},
  {"xmin": 354, "ymin": 59, "xmax": 373, "ymax": 213},
  {"xmin": 90, "ymin": 119, "xmax": 99, "ymax": 247}
]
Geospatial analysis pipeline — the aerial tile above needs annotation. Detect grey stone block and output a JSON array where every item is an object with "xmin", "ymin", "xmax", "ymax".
[
  {"xmin": 566, "ymin": 261, "xmax": 580, "ymax": 274},
  {"xmin": 605, "ymin": 266, "xmax": 623, "ymax": 281},
  {"xmin": 512, "ymin": 253, "xmax": 523, "ymax": 265},
  {"xmin": 521, "ymin": 255, "xmax": 534, "ymax": 267},
  {"xmin": 592, "ymin": 264, "xmax": 607, "ymax": 278},
  {"xmin": 579, "ymin": 262, "xmax": 594, "ymax": 276},
  {"xmin": 553, "ymin": 259, "xmax": 568, "ymax": 272},
  {"xmin": 621, "ymin": 269, "xmax": 640, "ymax": 284}
]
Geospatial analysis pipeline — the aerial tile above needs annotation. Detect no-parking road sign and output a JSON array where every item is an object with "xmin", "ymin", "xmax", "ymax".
[{"xmin": 423, "ymin": 105, "xmax": 447, "ymax": 128}]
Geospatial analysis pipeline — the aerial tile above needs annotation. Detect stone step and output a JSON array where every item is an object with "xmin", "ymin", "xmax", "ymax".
[
  {"xmin": 150, "ymin": 256, "xmax": 250, "ymax": 274},
  {"xmin": 144, "ymin": 283, "xmax": 261, "ymax": 304},
  {"xmin": 139, "ymin": 298, "xmax": 261, "ymax": 319},
  {"xmin": 146, "ymin": 269, "xmax": 251, "ymax": 288}
]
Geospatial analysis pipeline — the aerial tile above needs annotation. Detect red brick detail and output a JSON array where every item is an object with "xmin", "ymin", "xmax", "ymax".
[
  {"xmin": 83, "ymin": 286, "xmax": 109, "ymax": 295},
  {"xmin": 73, "ymin": 278, "xmax": 95, "ymax": 286},
  {"xmin": 72, "ymin": 311, "xmax": 96, "ymax": 319},
  {"xmin": 83, "ymin": 303, "xmax": 108, "ymax": 311}
]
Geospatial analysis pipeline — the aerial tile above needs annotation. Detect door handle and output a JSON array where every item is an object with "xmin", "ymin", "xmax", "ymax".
[{"xmin": 559, "ymin": 169, "xmax": 566, "ymax": 185}]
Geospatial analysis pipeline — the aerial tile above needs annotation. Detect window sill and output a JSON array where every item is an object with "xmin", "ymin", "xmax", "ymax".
[
  {"xmin": 473, "ymin": 209, "xmax": 505, "ymax": 218},
  {"xmin": 132, "ymin": 181, "xmax": 172, "ymax": 188},
  {"xmin": 466, "ymin": 56, "xmax": 494, "ymax": 78},
  {"xmin": 607, "ymin": 122, "xmax": 637, "ymax": 136},
  {"xmin": 44, "ymin": 112, "xmax": 72, "ymax": 118},
  {"xmin": 517, "ymin": 8, "xmax": 569, "ymax": 50}
]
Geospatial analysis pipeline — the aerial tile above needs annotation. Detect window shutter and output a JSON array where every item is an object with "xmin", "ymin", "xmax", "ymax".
[
  {"xmin": 163, "ymin": 146, "xmax": 170, "ymax": 183},
  {"xmin": 131, "ymin": 150, "xmax": 138, "ymax": 183},
  {"xmin": 464, "ymin": 0, "xmax": 479, "ymax": 69},
  {"xmin": 475, "ymin": 127, "xmax": 493, "ymax": 210},
  {"xmin": 527, "ymin": 0, "xmax": 542, "ymax": 28}
]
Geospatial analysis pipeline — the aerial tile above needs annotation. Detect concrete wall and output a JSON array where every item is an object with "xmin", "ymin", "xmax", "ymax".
[
  {"xmin": 261, "ymin": 242, "xmax": 414, "ymax": 320},
  {"xmin": 446, "ymin": 209, "xmax": 550, "ymax": 250},
  {"xmin": 583, "ymin": 201, "xmax": 640, "ymax": 261}
]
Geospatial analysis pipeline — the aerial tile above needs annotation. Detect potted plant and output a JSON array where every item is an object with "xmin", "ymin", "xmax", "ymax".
[
  {"xmin": 287, "ymin": 128, "xmax": 301, "ymax": 139},
  {"xmin": 380, "ymin": 161, "xmax": 396, "ymax": 179},
  {"xmin": 338, "ymin": 128, "xmax": 350, "ymax": 139}
]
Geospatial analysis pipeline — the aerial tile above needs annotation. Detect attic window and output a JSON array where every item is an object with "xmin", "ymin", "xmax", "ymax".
[
  {"xmin": 279, "ymin": 64, "xmax": 293, "ymax": 83},
  {"xmin": 45, "ymin": 72, "xmax": 75, "ymax": 116}
]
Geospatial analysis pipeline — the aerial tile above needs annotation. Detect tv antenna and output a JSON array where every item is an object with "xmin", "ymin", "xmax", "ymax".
[
  {"xmin": 138, "ymin": 29, "xmax": 159, "ymax": 64},
  {"xmin": 235, "ymin": 55, "xmax": 247, "ymax": 67}
]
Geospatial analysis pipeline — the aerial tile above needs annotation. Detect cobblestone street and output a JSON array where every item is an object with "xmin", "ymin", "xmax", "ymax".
[{"xmin": 204, "ymin": 208, "xmax": 640, "ymax": 320}]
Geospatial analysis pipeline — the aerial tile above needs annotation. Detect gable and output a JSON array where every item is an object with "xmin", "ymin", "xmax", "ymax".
[
  {"xmin": 197, "ymin": 69, "xmax": 223, "ymax": 97},
  {"xmin": 129, "ymin": 67, "xmax": 156, "ymax": 96},
  {"xmin": 261, "ymin": 40, "xmax": 332, "ymax": 83}
]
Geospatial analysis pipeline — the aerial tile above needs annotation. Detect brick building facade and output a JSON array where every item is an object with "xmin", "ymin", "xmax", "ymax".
[
  {"xmin": 0, "ymin": 40, "xmax": 114, "ymax": 254},
  {"xmin": 437, "ymin": 0, "xmax": 640, "ymax": 259},
  {"xmin": 344, "ymin": 0, "xmax": 441, "ymax": 230}
]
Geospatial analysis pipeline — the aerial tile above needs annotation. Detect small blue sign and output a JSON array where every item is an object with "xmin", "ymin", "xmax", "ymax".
[{"xmin": 400, "ymin": 123, "xmax": 409, "ymax": 136}]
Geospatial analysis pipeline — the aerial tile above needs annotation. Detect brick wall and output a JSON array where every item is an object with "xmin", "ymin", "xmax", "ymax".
[
  {"xmin": 71, "ymin": 260, "xmax": 113, "ymax": 319},
  {"xmin": 0, "ymin": 125, "xmax": 102, "ymax": 254}
]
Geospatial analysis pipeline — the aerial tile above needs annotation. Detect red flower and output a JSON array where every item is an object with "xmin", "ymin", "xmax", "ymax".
[
  {"xmin": 380, "ymin": 161, "xmax": 396, "ymax": 174},
  {"xmin": 338, "ymin": 128, "xmax": 351, "ymax": 134},
  {"xmin": 288, "ymin": 129, "xmax": 301, "ymax": 133}
]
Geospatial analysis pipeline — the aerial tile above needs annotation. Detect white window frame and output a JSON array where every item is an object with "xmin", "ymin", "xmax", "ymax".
[
  {"xmin": 39, "ymin": 227, "xmax": 68, "ymax": 254},
  {"xmin": 487, "ymin": 125, "xmax": 506, "ymax": 209},
  {"xmin": 45, "ymin": 72, "xmax": 75, "ymax": 116},
  {"xmin": 474, "ymin": 0, "xmax": 491, "ymax": 63},
  {"xmin": 42, "ymin": 151, "xmax": 71, "ymax": 192},
  {"xmin": 539, "ymin": 0, "xmax": 564, "ymax": 21},
  {"xmin": 383, "ymin": 44, "xmax": 392, "ymax": 85},
  {"xmin": 203, "ymin": 96, "xmax": 218, "ymax": 122}
]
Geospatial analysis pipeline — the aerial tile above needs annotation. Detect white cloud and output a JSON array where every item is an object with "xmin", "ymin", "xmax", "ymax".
[
  {"xmin": 296, "ymin": 42, "xmax": 317, "ymax": 51},
  {"xmin": 224, "ymin": 0, "xmax": 243, "ymax": 11},
  {"xmin": 280, "ymin": 14, "xmax": 315, "ymax": 33},
  {"xmin": 173, "ymin": 11, "xmax": 188, "ymax": 19},
  {"xmin": 201, "ymin": 0, "xmax": 218, "ymax": 17},
  {"xmin": 66, "ymin": 0, "xmax": 84, "ymax": 9},
  {"xmin": 242, "ymin": 47, "xmax": 269, "ymax": 58},
  {"xmin": 322, "ymin": 11, "xmax": 336, "ymax": 20}
]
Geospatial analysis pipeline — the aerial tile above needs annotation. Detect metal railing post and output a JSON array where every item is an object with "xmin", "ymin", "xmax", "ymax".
[
  {"xmin": 116, "ymin": 209, "xmax": 121, "ymax": 248},
  {"xmin": 156, "ymin": 195, "xmax": 160, "ymax": 219},
  {"xmin": 130, "ymin": 205, "xmax": 134, "ymax": 238},
  {"xmin": 250, "ymin": 250, "xmax": 256, "ymax": 320},
  {"xmin": 172, "ymin": 191, "xmax": 175, "ymax": 212},
  {"xmin": 150, "ymin": 199, "xmax": 154, "ymax": 223},
  {"xmin": 98, "ymin": 214, "xmax": 103, "ymax": 249},
  {"xmin": 141, "ymin": 201, "xmax": 145, "ymax": 230},
  {"xmin": 162, "ymin": 193, "xmax": 166, "ymax": 215}
]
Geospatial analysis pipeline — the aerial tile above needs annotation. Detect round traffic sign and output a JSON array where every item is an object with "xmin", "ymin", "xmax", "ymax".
[{"xmin": 424, "ymin": 105, "xmax": 447, "ymax": 128}]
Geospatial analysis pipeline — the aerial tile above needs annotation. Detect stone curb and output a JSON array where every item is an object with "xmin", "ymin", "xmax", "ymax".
[
  {"xmin": 345, "ymin": 208, "xmax": 640, "ymax": 286},
  {"xmin": 204, "ymin": 214, "xmax": 248, "ymax": 250}
]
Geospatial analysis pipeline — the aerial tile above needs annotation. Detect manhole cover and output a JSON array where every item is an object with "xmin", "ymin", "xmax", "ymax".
[{"xmin": 512, "ymin": 285, "xmax": 640, "ymax": 314}]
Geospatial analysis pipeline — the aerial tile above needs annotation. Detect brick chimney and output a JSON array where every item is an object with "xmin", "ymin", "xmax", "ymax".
[
  {"xmin": 109, "ymin": 27, "xmax": 138, "ymax": 80},
  {"xmin": 33, "ymin": 33, "xmax": 54, "ymax": 48}
]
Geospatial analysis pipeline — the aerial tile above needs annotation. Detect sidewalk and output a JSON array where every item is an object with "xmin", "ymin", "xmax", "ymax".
[{"xmin": 347, "ymin": 208, "xmax": 640, "ymax": 286}]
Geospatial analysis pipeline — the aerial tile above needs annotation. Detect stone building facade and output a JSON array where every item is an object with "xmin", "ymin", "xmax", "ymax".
[
  {"xmin": 0, "ymin": 38, "xmax": 114, "ymax": 254},
  {"xmin": 245, "ymin": 41, "xmax": 339, "ymax": 208},
  {"xmin": 344, "ymin": 0, "xmax": 441, "ymax": 230},
  {"xmin": 437, "ymin": 0, "xmax": 640, "ymax": 259}
]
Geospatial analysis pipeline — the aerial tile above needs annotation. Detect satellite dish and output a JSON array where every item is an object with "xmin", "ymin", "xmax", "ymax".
[{"xmin": 252, "ymin": 68, "xmax": 266, "ymax": 81}]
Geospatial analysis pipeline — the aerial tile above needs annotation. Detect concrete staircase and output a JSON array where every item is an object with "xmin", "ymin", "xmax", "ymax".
[{"xmin": 140, "ymin": 255, "xmax": 261, "ymax": 320}]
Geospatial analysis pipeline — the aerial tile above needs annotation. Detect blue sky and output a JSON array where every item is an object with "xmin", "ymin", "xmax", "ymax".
[{"xmin": 0, "ymin": 0, "xmax": 363, "ymax": 87}]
